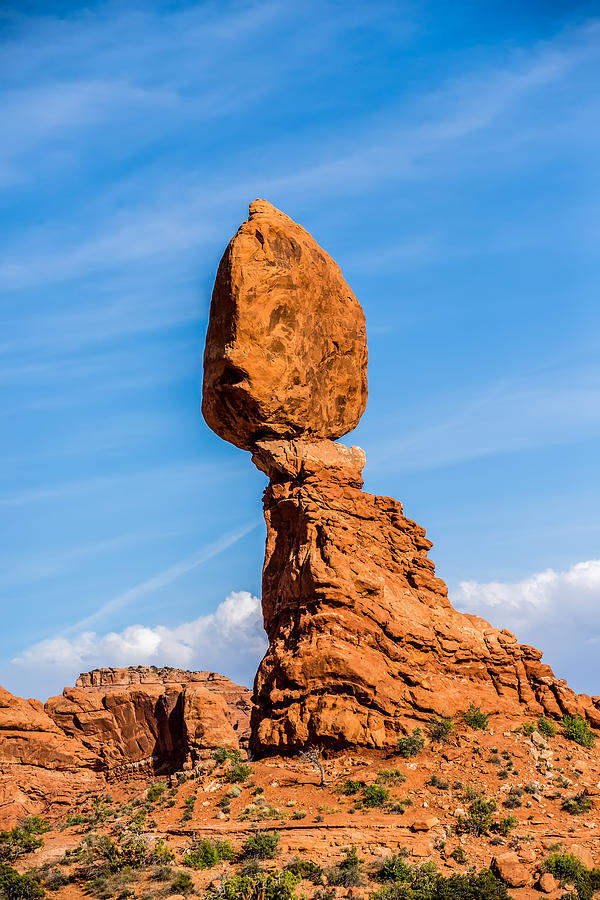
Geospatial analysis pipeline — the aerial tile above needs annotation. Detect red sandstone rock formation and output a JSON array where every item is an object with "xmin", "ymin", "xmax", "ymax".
[
  {"xmin": 0, "ymin": 685, "xmax": 101, "ymax": 826},
  {"xmin": 200, "ymin": 200, "xmax": 600, "ymax": 755},
  {"xmin": 202, "ymin": 199, "xmax": 368, "ymax": 451},
  {"xmin": 249, "ymin": 439, "xmax": 600, "ymax": 751},
  {"xmin": 0, "ymin": 669, "xmax": 251, "ymax": 825}
]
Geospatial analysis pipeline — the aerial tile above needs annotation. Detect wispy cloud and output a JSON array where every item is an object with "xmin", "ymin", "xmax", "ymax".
[
  {"xmin": 365, "ymin": 366, "xmax": 600, "ymax": 472},
  {"xmin": 0, "ymin": 459, "xmax": 227, "ymax": 509},
  {"xmin": 64, "ymin": 520, "xmax": 261, "ymax": 633}
]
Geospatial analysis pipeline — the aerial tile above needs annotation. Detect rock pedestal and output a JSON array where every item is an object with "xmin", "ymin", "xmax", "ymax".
[{"xmin": 248, "ymin": 439, "xmax": 600, "ymax": 752}]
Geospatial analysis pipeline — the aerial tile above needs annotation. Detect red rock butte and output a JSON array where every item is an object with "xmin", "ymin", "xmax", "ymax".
[{"xmin": 201, "ymin": 200, "xmax": 600, "ymax": 754}]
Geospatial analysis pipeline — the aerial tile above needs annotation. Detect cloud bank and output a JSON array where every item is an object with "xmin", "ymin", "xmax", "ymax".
[
  {"xmin": 451, "ymin": 560, "xmax": 600, "ymax": 694},
  {"xmin": 12, "ymin": 590, "xmax": 267, "ymax": 697}
]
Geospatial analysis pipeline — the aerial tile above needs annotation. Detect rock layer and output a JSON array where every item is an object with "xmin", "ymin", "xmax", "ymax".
[
  {"xmin": 202, "ymin": 199, "xmax": 368, "ymax": 450},
  {"xmin": 249, "ymin": 439, "xmax": 600, "ymax": 752}
]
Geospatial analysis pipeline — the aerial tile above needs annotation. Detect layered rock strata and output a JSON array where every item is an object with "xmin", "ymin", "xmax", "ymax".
[
  {"xmin": 249, "ymin": 439, "xmax": 600, "ymax": 751},
  {"xmin": 0, "ymin": 669, "xmax": 251, "ymax": 825}
]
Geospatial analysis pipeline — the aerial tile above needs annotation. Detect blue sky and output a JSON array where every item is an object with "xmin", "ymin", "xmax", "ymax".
[{"xmin": 1, "ymin": 0, "xmax": 599, "ymax": 701}]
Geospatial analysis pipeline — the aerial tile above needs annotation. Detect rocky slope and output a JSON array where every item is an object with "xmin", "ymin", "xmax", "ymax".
[{"xmin": 201, "ymin": 200, "xmax": 600, "ymax": 755}]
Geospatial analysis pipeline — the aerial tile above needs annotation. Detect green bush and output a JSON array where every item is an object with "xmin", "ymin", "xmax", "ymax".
[
  {"xmin": 213, "ymin": 747, "xmax": 242, "ymax": 765},
  {"xmin": 537, "ymin": 716, "xmax": 557, "ymax": 738},
  {"xmin": 428, "ymin": 775, "xmax": 449, "ymax": 790},
  {"xmin": 146, "ymin": 782, "xmax": 167, "ymax": 803},
  {"xmin": 456, "ymin": 796, "xmax": 496, "ymax": 836},
  {"xmin": 170, "ymin": 871, "xmax": 194, "ymax": 895},
  {"xmin": 214, "ymin": 870, "xmax": 300, "ymax": 900},
  {"xmin": 0, "ymin": 818, "xmax": 50, "ymax": 863},
  {"xmin": 427, "ymin": 717, "xmax": 454, "ymax": 743},
  {"xmin": 462, "ymin": 704, "xmax": 489, "ymax": 731},
  {"xmin": 225, "ymin": 763, "xmax": 253, "ymax": 784},
  {"xmin": 360, "ymin": 784, "xmax": 389, "ymax": 808},
  {"xmin": 562, "ymin": 715, "xmax": 596, "ymax": 749},
  {"xmin": 397, "ymin": 728, "xmax": 425, "ymax": 758},
  {"xmin": 544, "ymin": 853, "xmax": 600, "ymax": 900},
  {"xmin": 326, "ymin": 846, "xmax": 362, "ymax": 887},
  {"xmin": 377, "ymin": 769, "xmax": 406, "ymax": 786},
  {"xmin": 241, "ymin": 831, "xmax": 280, "ymax": 860},
  {"xmin": 521, "ymin": 721, "xmax": 535, "ymax": 736},
  {"xmin": 562, "ymin": 792, "xmax": 593, "ymax": 815},
  {"xmin": 284, "ymin": 858, "xmax": 323, "ymax": 884},
  {"xmin": 182, "ymin": 839, "xmax": 234, "ymax": 869},
  {"xmin": 495, "ymin": 815, "xmax": 517, "ymax": 836},
  {"xmin": 376, "ymin": 853, "xmax": 412, "ymax": 883},
  {"xmin": 0, "ymin": 864, "xmax": 45, "ymax": 900},
  {"xmin": 369, "ymin": 865, "xmax": 510, "ymax": 900},
  {"xmin": 339, "ymin": 780, "xmax": 365, "ymax": 795},
  {"xmin": 450, "ymin": 848, "xmax": 466, "ymax": 864}
]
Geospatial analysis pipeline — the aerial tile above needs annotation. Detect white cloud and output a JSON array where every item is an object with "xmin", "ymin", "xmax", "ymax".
[
  {"xmin": 450, "ymin": 560, "xmax": 600, "ymax": 694},
  {"xmin": 12, "ymin": 590, "xmax": 267, "ymax": 693}
]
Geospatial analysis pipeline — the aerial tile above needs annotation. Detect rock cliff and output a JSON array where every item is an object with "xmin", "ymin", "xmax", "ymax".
[
  {"xmin": 0, "ymin": 669, "xmax": 251, "ymax": 825},
  {"xmin": 201, "ymin": 200, "xmax": 600, "ymax": 754}
]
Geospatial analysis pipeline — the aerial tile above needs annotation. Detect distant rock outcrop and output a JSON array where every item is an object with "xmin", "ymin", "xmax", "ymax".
[
  {"xmin": 0, "ymin": 668, "xmax": 252, "ymax": 825},
  {"xmin": 201, "ymin": 200, "xmax": 600, "ymax": 754}
]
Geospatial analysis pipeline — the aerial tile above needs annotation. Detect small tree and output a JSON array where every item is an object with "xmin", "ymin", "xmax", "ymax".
[{"xmin": 299, "ymin": 746, "xmax": 326, "ymax": 786}]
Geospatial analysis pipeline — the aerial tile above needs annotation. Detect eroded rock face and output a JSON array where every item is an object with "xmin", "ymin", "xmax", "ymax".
[
  {"xmin": 0, "ymin": 668, "xmax": 252, "ymax": 825},
  {"xmin": 0, "ymin": 685, "xmax": 101, "ymax": 826},
  {"xmin": 202, "ymin": 199, "xmax": 368, "ymax": 450},
  {"xmin": 249, "ymin": 439, "xmax": 600, "ymax": 752}
]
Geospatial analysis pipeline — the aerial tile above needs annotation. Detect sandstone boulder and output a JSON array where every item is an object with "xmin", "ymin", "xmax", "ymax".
[
  {"xmin": 202, "ymin": 199, "xmax": 368, "ymax": 450},
  {"xmin": 492, "ymin": 851, "xmax": 530, "ymax": 887}
]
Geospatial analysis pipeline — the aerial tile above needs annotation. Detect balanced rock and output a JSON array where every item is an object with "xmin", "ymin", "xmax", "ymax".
[
  {"xmin": 202, "ymin": 199, "xmax": 367, "ymax": 450},
  {"xmin": 201, "ymin": 202, "xmax": 600, "ymax": 754}
]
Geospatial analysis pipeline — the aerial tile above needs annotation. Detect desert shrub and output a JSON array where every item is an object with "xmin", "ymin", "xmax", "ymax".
[
  {"xmin": 544, "ymin": 853, "xmax": 584, "ymax": 882},
  {"xmin": 284, "ymin": 858, "xmax": 323, "ymax": 884},
  {"xmin": 182, "ymin": 838, "xmax": 234, "ymax": 869},
  {"xmin": 0, "ymin": 865, "xmax": 45, "ymax": 900},
  {"xmin": 450, "ymin": 848, "xmax": 466, "ymax": 864},
  {"xmin": 181, "ymin": 795, "xmax": 196, "ymax": 822},
  {"xmin": 225, "ymin": 763, "xmax": 253, "ymax": 784},
  {"xmin": 521, "ymin": 721, "xmax": 535, "ymax": 736},
  {"xmin": 241, "ymin": 831, "xmax": 279, "ymax": 860},
  {"xmin": 537, "ymin": 716, "xmax": 557, "ymax": 738},
  {"xmin": 213, "ymin": 747, "xmax": 242, "ymax": 765},
  {"xmin": 428, "ymin": 775, "xmax": 449, "ymax": 790},
  {"xmin": 146, "ymin": 782, "xmax": 167, "ymax": 803},
  {"xmin": 360, "ymin": 784, "xmax": 389, "ymax": 808},
  {"xmin": 544, "ymin": 853, "xmax": 600, "ymax": 900},
  {"xmin": 0, "ymin": 818, "xmax": 50, "ymax": 863},
  {"xmin": 503, "ymin": 787, "xmax": 523, "ymax": 809},
  {"xmin": 326, "ymin": 846, "xmax": 362, "ymax": 887},
  {"xmin": 170, "ymin": 871, "xmax": 194, "ymax": 895},
  {"xmin": 212, "ymin": 870, "xmax": 300, "ymax": 900},
  {"xmin": 377, "ymin": 769, "xmax": 406, "ymax": 786},
  {"xmin": 456, "ymin": 796, "xmax": 496, "ymax": 836},
  {"xmin": 339, "ymin": 780, "xmax": 365, "ymax": 795},
  {"xmin": 562, "ymin": 792, "xmax": 593, "ymax": 815},
  {"xmin": 462, "ymin": 704, "xmax": 489, "ymax": 731},
  {"xmin": 562, "ymin": 715, "xmax": 596, "ymax": 749},
  {"xmin": 376, "ymin": 853, "xmax": 412, "ymax": 883},
  {"xmin": 290, "ymin": 810, "xmax": 306, "ymax": 820},
  {"xmin": 397, "ymin": 728, "xmax": 425, "ymax": 758},
  {"xmin": 369, "ymin": 865, "xmax": 510, "ymax": 900},
  {"xmin": 152, "ymin": 865, "xmax": 174, "ymax": 882},
  {"xmin": 427, "ymin": 717, "xmax": 454, "ymax": 743},
  {"xmin": 495, "ymin": 815, "xmax": 517, "ymax": 837}
]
